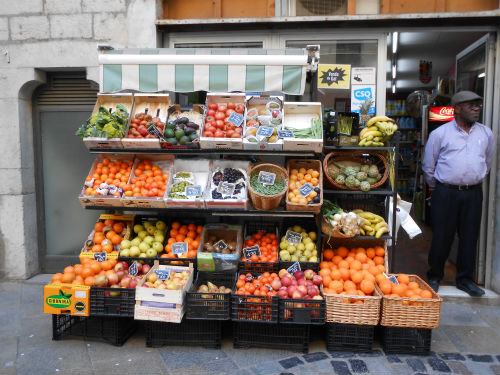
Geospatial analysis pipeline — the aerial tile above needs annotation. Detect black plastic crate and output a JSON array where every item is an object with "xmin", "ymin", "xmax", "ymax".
[
  {"xmin": 332, "ymin": 193, "xmax": 386, "ymax": 219},
  {"xmin": 233, "ymin": 322, "xmax": 310, "ymax": 353},
  {"xmin": 381, "ymin": 326, "xmax": 432, "ymax": 355},
  {"xmin": 145, "ymin": 318, "xmax": 222, "ymax": 349},
  {"xmin": 326, "ymin": 323, "xmax": 375, "ymax": 352},
  {"xmin": 231, "ymin": 293, "xmax": 278, "ymax": 323},
  {"xmin": 186, "ymin": 272, "xmax": 235, "ymax": 320},
  {"xmin": 239, "ymin": 221, "xmax": 280, "ymax": 274},
  {"xmin": 279, "ymin": 297, "xmax": 325, "ymax": 325},
  {"xmin": 279, "ymin": 218, "xmax": 321, "ymax": 273},
  {"xmin": 52, "ymin": 314, "xmax": 136, "ymax": 346},
  {"xmin": 90, "ymin": 286, "xmax": 136, "ymax": 317}
]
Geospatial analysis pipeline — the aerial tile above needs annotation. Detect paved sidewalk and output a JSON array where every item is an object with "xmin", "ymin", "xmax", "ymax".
[{"xmin": 1, "ymin": 277, "xmax": 499, "ymax": 375}]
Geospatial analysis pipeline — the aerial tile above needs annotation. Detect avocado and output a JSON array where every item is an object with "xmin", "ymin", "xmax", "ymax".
[
  {"xmin": 164, "ymin": 128, "xmax": 175, "ymax": 138},
  {"xmin": 175, "ymin": 129, "xmax": 185, "ymax": 140},
  {"xmin": 166, "ymin": 122, "xmax": 176, "ymax": 130},
  {"xmin": 189, "ymin": 133, "xmax": 199, "ymax": 141},
  {"xmin": 165, "ymin": 137, "xmax": 178, "ymax": 145},
  {"xmin": 179, "ymin": 136, "xmax": 190, "ymax": 145}
]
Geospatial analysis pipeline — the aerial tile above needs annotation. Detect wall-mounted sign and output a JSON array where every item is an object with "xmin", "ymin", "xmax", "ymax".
[
  {"xmin": 351, "ymin": 85, "xmax": 376, "ymax": 115},
  {"xmin": 318, "ymin": 64, "xmax": 351, "ymax": 89},
  {"xmin": 351, "ymin": 67, "xmax": 376, "ymax": 85}
]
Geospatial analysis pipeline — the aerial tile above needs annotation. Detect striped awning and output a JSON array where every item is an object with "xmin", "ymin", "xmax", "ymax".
[{"xmin": 98, "ymin": 48, "xmax": 309, "ymax": 95}]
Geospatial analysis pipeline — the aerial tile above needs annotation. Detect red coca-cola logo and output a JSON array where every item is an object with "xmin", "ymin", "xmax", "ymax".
[
  {"xmin": 429, "ymin": 107, "xmax": 454, "ymax": 122},
  {"xmin": 439, "ymin": 107, "xmax": 454, "ymax": 116}
]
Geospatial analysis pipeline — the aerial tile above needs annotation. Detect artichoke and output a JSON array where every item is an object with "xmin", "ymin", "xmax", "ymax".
[
  {"xmin": 361, "ymin": 164, "xmax": 370, "ymax": 173},
  {"xmin": 366, "ymin": 177, "xmax": 378, "ymax": 185},
  {"xmin": 368, "ymin": 165, "xmax": 379, "ymax": 178},
  {"xmin": 345, "ymin": 175, "xmax": 360, "ymax": 189},
  {"xmin": 344, "ymin": 166, "xmax": 358, "ymax": 177},
  {"xmin": 335, "ymin": 174, "xmax": 346, "ymax": 185},
  {"xmin": 360, "ymin": 181, "xmax": 371, "ymax": 192},
  {"xmin": 356, "ymin": 171, "xmax": 367, "ymax": 181},
  {"xmin": 328, "ymin": 167, "xmax": 340, "ymax": 180}
]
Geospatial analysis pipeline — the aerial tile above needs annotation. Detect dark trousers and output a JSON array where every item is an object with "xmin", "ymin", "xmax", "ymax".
[{"xmin": 428, "ymin": 182, "xmax": 483, "ymax": 282}]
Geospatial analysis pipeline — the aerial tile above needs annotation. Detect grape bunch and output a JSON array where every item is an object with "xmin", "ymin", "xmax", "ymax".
[
  {"xmin": 223, "ymin": 168, "xmax": 244, "ymax": 183},
  {"xmin": 234, "ymin": 182, "xmax": 245, "ymax": 195},
  {"xmin": 212, "ymin": 171, "xmax": 223, "ymax": 186},
  {"xmin": 171, "ymin": 181, "xmax": 192, "ymax": 193},
  {"xmin": 211, "ymin": 189, "xmax": 223, "ymax": 199}
]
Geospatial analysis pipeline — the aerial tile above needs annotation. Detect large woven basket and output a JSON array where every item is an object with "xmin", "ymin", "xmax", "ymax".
[
  {"xmin": 320, "ymin": 216, "xmax": 353, "ymax": 239},
  {"xmin": 324, "ymin": 286, "xmax": 382, "ymax": 326},
  {"xmin": 323, "ymin": 151, "xmax": 389, "ymax": 190},
  {"xmin": 378, "ymin": 274, "xmax": 442, "ymax": 329},
  {"xmin": 248, "ymin": 163, "xmax": 288, "ymax": 211},
  {"xmin": 285, "ymin": 159, "xmax": 323, "ymax": 214}
]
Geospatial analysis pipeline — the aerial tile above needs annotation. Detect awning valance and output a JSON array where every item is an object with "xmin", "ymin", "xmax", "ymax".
[{"xmin": 98, "ymin": 48, "xmax": 309, "ymax": 95}]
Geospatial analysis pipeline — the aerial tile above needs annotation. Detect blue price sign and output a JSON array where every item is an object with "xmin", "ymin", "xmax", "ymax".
[
  {"xmin": 129, "ymin": 261, "xmax": 139, "ymax": 276},
  {"xmin": 278, "ymin": 130, "xmax": 294, "ymax": 138},
  {"xmin": 299, "ymin": 183, "xmax": 314, "ymax": 197},
  {"xmin": 287, "ymin": 261, "xmax": 301, "ymax": 275},
  {"xmin": 185, "ymin": 185, "xmax": 202, "ymax": 197},
  {"xmin": 256, "ymin": 126, "xmax": 274, "ymax": 137},
  {"xmin": 227, "ymin": 112, "xmax": 244, "ymax": 127},
  {"xmin": 155, "ymin": 269, "xmax": 170, "ymax": 281},
  {"xmin": 94, "ymin": 252, "xmax": 107, "ymax": 262},
  {"xmin": 258, "ymin": 171, "xmax": 276, "ymax": 186}
]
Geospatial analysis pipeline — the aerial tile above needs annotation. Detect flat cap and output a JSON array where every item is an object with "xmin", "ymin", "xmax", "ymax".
[{"xmin": 451, "ymin": 90, "xmax": 482, "ymax": 106}]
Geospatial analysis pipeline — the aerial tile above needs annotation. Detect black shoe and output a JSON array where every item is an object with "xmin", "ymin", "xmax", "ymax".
[
  {"xmin": 456, "ymin": 279, "xmax": 485, "ymax": 297},
  {"xmin": 428, "ymin": 279, "xmax": 440, "ymax": 293}
]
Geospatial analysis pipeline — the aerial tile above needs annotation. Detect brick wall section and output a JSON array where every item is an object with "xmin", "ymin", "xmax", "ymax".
[
  {"xmin": 0, "ymin": 0, "xmax": 43, "ymax": 15},
  {"xmin": 45, "ymin": 0, "xmax": 82, "ymax": 14},
  {"xmin": 10, "ymin": 16, "xmax": 50, "ymax": 40},
  {"xmin": 50, "ymin": 14, "xmax": 92, "ymax": 39},
  {"xmin": 0, "ymin": 18, "xmax": 8, "ymax": 40},
  {"xmin": 82, "ymin": 0, "xmax": 126, "ymax": 13}
]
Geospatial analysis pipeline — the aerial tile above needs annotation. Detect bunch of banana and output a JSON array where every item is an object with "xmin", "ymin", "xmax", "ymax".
[
  {"xmin": 358, "ymin": 116, "xmax": 398, "ymax": 147},
  {"xmin": 352, "ymin": 210, "xmax": 389, "ymax": 238}
]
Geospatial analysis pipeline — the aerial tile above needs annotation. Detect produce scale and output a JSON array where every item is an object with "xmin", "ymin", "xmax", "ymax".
[{"xmin": 44, "ymin": 47, "xmax": 442, "ymax": 354}]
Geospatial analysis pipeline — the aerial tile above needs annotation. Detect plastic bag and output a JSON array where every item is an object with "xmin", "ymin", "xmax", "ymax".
[{"xmin": 387, "ymin": 195, "xmax": 422, "ymax": 245}]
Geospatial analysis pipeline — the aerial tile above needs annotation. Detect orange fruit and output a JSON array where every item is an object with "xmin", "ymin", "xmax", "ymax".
[
  {"xmin": 337, "ymin": 247, "xmax": 349, "ymax": 258},
  {"xmin": 392, "ymin": 283, "xmax": 407, "ymax": 297},
  {"xmin": 420, "ymin": 290, "xmax": 433, "ymax": 299},
  {"xmin": 408, "ymin": 281, "xmax": 419, "ymax": 290},
  {"xmin": 51, "ymin": 273, "xmax": 63, "ymax": 283},
  {"xmin": 374, "ymin": 256, "xmax": 384, "ymax": 266},
  {"xmin": 171, "ymin": 221, "xmax": 181, "ymax": 230},
  {"xmin": 84, "ymin": 276, "xmax": 95, "ymax": 286},
  {"xmin": 339, "ymin": 268, "xmax": 350, "ymax": 281},
  {"xmin": 375, "ymin": 273, "xmax": 386, "ymax": 283},
  {"xmin": 61, "ymin": 272, "xmax": 75, "ymax": 283},
  {"xmin": 350, "ymin": 260, "xmax": 362, "ymax": 271},
  {"xmin": 94, "ymin": 222, "xmax": 105, "ymax": 232},
  {"xmin": 397, "ymin": 274, "xmax": 410, "ymax": 284},
  {"xmin": 332, "ymin": 255, "xmax": 343, "ymax": 265},
  {"xmin": 343, "ymin": 280, "xmax": 356, "ymax": 292},
  {"xmin": 64, "ymin": 266, "xmax": 75, "ymax": 274},
  {"xmin": 379, "ymin": 280, "xmax": 393, "ymax": 295},
  {"xmin": 323, "ymin": 249, "xmax": 334, "ymax": 260},
  {"xmin": 360, "ymin": 279, "xmax": 375, "ymax": 295},
  {"xmin": 319, "ymin": 268, "xmax": 331, "ymax": 278},
  {"xmin": 355, "ymin": 252, "xmax": 367, "ymax": 263},
  {"xmin": 351, "ymin": 271, "xmax": 363, "ymax": 284},
  {"xmin": 375, "ymin": 246, "xmax": 385, "ymax": 257},
  {"xmin": 366, "ymin": 247, "xmax": 375, "ymax": 259},
  {"xmin": 338, "ymin": 260, "xmax": 349, "ymax": 269},
  {"xmin": 331, "ymin": 269, "xmax": 342, "ymax": 281}
]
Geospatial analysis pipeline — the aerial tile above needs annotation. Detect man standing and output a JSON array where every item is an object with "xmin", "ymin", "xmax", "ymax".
[{"xmin": 422, "ymin": 91, "xmax": 494, "ymax": 296}]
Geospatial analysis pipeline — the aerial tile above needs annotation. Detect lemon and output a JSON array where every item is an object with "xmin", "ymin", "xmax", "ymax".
[
  {"xmin": 305, "ymin": 242, "xmax": 315, "ymax": 251},
  {"xmin": 308, "ymin": 232, "xmax": 317, "ymax": 241},
  {"xmin": 297, "ymin": 243, "xmax": 305, "ymax": 251},
  {"xmin": 280, "ymin": 241, "xmax": 289, "ymax": 250}
]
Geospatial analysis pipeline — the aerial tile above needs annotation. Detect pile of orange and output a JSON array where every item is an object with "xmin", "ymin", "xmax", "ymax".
[
  {"xmin": 51, "ymin": 257, "xmax": 118, "ymax": 286},
  {"xmin": 84, "ymin": 157, "xmax": 133, "ymax": 196},
  {"xmin": 242, "ymin": 231, "xmax": 278, "ymax": 262},
  {"xmin": 163, "ymin": 222, "xmax": 203, "ymax": 260},
  {"xmin": 320, "ymin": 245, "xmax": 386, "ymax": 303},
  {"xmin": 123, "ymin": 159, "xmax": 169, "ymax": 198},
  {"xmin": 288, "ymin": 167, "xmax": 320, "ymax": 205},
  {"xmin": 89, "ymin": 219, "xmax": 126, "ymax": 253},
  {"xmin": 377, "ymin": 273, "xmax": 433, "ymax": 306}
]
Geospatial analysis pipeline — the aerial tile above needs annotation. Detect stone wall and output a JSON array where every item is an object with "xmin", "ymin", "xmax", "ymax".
[{"xmin": 0, "ymin": 0, "xmax": 161, "ymax": 279}]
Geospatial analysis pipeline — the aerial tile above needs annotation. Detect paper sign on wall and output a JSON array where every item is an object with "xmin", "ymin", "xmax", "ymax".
[
  {"xmin": 318, "ymin": 64, "xmax": 351, "ymax": 89},
  {"xmin": 351, "ymin": 85, "xmax": 376, "ymax": 115},
  {"xmin": 351, "ymin": 67, "xmax": 376, "ymax": 85}
]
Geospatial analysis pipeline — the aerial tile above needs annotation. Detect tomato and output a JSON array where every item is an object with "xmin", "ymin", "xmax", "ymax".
[
  {"xmin": 231, "ymin": 133, "xmax": 240, "ymax": 138},
  {"xmin": 225, "ymin": 122, "xmax": 235, "ymax": 131},
  {"xmin": 215, "ymin": 112, "xmax": 226, "ymax": 120},
  {"xmin": 207, "ymin": 109, "xmax": 216, "ymax": 117},
  {"xmin": 140, "ymin": 120, "xmax": 148, "ymax": 126},
  {"xmin": 207, "ymin": 126, "xmax": 217, "ymax": 133},
  {"xmin": 215, "ymin": 120, "xmax": 225, "ymax": 129},
  {"xmin": 235, "ymin": 103, "xmax": 244, "ymax": 113},
  {"xmin": 227, "ymin": 130, "xmax": 235, "ymax": 137},
  {"xmin": 204, "ymin": 131, "xmax": 214, "ymax": 137},
  {"xmin": 214, "ymin": 130, "xmax": 224, "ymax": 138},
  {"xmin": 205, "ymin": 115, "xmax": 215, "ymax": 123},
  {"xmin": 218, "ymin": 104, "xmax": 227, "ymax": 112},
  {"xmin": 226, "ymin": 109, "xmax": 235, "ymax": 117},
  {"xmin": 209, "ymin": 103, "xmax": 218, "ymax": 110},
  {"xmin": 227, "ymin": 102, "xmax": 236, "ymax": 110}
]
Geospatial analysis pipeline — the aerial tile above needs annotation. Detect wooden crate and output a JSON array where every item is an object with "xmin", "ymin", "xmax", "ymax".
[
  {"xmin": 285, "ymin": 159, "xmax": 323, "ymax": 214},
  {"xmin": 282, "ymin": 102, "xmax": 323, "ymax": 153},
  {"xmin": 242, "ymin": 95, "xmax": 283, "ymax": 151}
]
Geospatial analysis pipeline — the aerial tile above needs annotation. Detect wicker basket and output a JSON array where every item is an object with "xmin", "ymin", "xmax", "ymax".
[
  {"xmin": 378, "ymin": 274, "xmax": 442, "ymax": 329},
  {"xmin": 285, "ymin": 159, "xmax": 323, "ymax": 214},
  {"xmin": 323, "ymin": 151, "xmax": 389, "ymax": 190},
  {"xmin": 248, "ymin": 163, "xmax": 288, "ymax": 211},
  {"xmin": 320, "ymin": 216, "xmax": 353, "ymax": 239},
  {"xmin": 324, "ymin": 286, "xmax": 382, "ymax": 326}
]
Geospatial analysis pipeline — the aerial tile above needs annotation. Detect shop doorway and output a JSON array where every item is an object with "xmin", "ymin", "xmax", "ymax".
[{"xmin": 34, "ymin": 72, "xmax": 98, "ymax": 273}]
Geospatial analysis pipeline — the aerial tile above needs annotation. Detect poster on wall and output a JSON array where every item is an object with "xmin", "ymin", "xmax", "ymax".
[
  {"xmin": 351, "ymin": 85, "xmax": 376, "ymax": 115},
  {"xmin": 318, "ymin": 64, "xmax": 351, "ymax": 89},
  {"xmin": 351, "ymin": 67, "xmax": 376, "ymax": 85}
]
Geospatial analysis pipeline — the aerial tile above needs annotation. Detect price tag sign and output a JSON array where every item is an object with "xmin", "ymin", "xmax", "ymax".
[
  {"xmin": 299, "ymin": 183, "xmax": 314, "ymax": 197},
  {"xmin": 94, "ymin": 252, "xmax": 107, "ymax": 262},
  {"xmin": 147, "ymin": 124, "xmax": 167, "ymax": 141},
  {"xmin": 287, "ymin": 261, "xmax": 301, "ymax": 275},
  {"xmin": 217, "ymin": 182, "xmax": 235, "ymax": 196},
  {"xmin": 285, "ymin": 230, "xmax": 302, "ymax": 245},
  {"xmin": 384, "ymin": 272, "xmax": 399, "ymax": 284},
  {"xmin": 129, "ymin": 261, "xmax": 139, "ymax": 276},
  {"xmin": 243, "ymin": 245, "xmax": 261, "ymax": 259},
  {"xmin": 155, "ymin": 269, "xmax": 170, "ymax": 281},
  {"xmin": 258, "ymin": 171, "xmax": 276, "ymax": 186},
  {"xmin": 172, "ymin": 242, "xmax": 188, "ymax": 255},
  {"xmin": 214, "ymin": 240, "xmax": 228, "ymax": 252},
  {"xmin": 227, "ymin": 112, "xmax": 244, "ymax": 127},
  {"xmin": 278, "ymin": 130, "xmax": 294, "ymax": 138},
  {"xmin": 256, "ymin": 126, "xmax": 274, "ymax": 138},
  {"xmin": 185, "ymin": 185, "xmax": 202, "ymax": 197}
]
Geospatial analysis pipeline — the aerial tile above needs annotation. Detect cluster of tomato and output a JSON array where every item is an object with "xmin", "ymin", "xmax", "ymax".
[
  {"xmin": 235, "ymin": 272, "xmax": 279, "ymax": 297},
  {"xmin": 127, "ymin": 112, "xmax": 165, "ymax": 139},
  {"xmin": 84, "ymin": 157, "xmax": 133, "ymax": 196},
  {"xmin": 123, "ymin": 159, "xmax": 169, "ymax": 198},
  {"xmin": 89, "ymin": 219, "xmax": 126, "ymax": 253},
  {"xmin": 242, "ymin": 231, "xmax": 278, "ymax": 263},
  {"xmin": 163, "ymin": 222, "xmax": 203, "ymax": 260},
  {"xmin": 203, "ymin": 102, "xmax": 245, "ymax": 138}
]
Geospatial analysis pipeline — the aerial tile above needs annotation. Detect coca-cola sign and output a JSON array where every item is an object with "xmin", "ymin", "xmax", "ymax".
[{"xmin": 429, "ymin": 106, "xmax": 454, "ymax": 122}]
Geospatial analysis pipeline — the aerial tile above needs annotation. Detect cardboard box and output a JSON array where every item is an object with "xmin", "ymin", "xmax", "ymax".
[
  {"xmin": 282, "ymin": 102, "xmax": 323, "ymax": 153},
  {"xmin": 160, "ymin": 104, "xmax": 204, "ymax": 149},
  {"xmin": 165, "ymin": 159, "xmax": 210, "ymax": 209},
  {"xmin": 83, "ymin": 93, "xmax": 134, "ymax": 149},
  {"xmin": 200, "ymin": 93, "xmax": 245, "ymax": 150},
  {"xmin": 121, "ymin": 154, "xmax": 174, "ymax": 209},
  {"xmin": 197, "ymin": 224, "xmax": 242, "ymax": 272},
  {"xmin": 43, "ymin": 283, "xmax": 90, "ymax": 316},
  {"xmin": 243, "ymin": 95, "xmax": 283, "ymax": 151},
  {"xmin": 204, "ymin": 160, "xmax": 250, "ymax": 210},
  {"xmin": 78, "ymin": 154, "xmax": 135, "ymax": 208},
  {"xmin": 121, "ymin": 93, "xmax": 170, "ymax": 149}
]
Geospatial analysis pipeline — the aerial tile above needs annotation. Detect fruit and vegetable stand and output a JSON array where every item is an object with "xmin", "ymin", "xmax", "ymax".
[{"xmin": 43, "ymin": 47, "xmax": 441, "ymax": 354}]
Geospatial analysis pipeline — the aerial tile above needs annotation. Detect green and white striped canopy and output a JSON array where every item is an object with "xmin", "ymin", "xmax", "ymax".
[{"xmin": 98, "ymin": 48, "xmax": 308, "ymax": 95}]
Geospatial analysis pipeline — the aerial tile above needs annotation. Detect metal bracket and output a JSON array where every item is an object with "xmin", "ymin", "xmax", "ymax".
[{"xmin": 97, "ymin": 45, "xmax": 114, "ymax": 52}]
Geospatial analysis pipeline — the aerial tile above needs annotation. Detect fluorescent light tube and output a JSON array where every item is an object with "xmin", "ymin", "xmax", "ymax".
[{"xmin": 392, "ymin": 32, "xmax": 398, "ymax": 54}]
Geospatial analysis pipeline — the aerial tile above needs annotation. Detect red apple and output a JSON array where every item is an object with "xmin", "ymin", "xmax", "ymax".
[
  {"xmin": 119, "ymin": 276, "xmax": 131, "ymax": 288},
  {"xmin": 278, "ymin": 288, "xmax": 288, "ymax": 299},
  {"xmin": 129, "ymin": 279, "xmax": 138, "ymax": 289},
  {"xmin": 107, "ymin": 272, "xmax": 119, "ymax": 286},
  {"xmin": 281, "ymin": 276, "xmax": 292, "ymax": 287},
  {"xmin": 271, "ymin": 278, "xmax": 282, "ymax": 291},
  {"xmin": 292, "ymin": 290, "xmax": 304, "ymax": 299},
  {"xmin": 304, "ymin": 269, "xmax": 315, "ymax": 280},
  {"xmin": 94, "ymin": 275, "xmax": 108, "ymax": 287},
  {"xmin": 119, "ymin": 261, "xmax": 129, "ymax": 271},
  {"xmin": 313, "ymin": 275, "xmax": 323, "ymax": 286},
  {"xmin": 142, "ymin": 264, "xmax": 151, "ymax": 275},
  {"xmin": 278, "ymin": 269, "xmax": 288, "ymax": 279},
  {"xmin": 294, "ymin": 270, "xmax": 304, "ymax": 280},
  {"xmin": 298, "ymin": 285, "xmax": 308, "ymax": 295},
  {"xmin": 307, "ymin": 286, "xmax": 319, "ymax": 297}
]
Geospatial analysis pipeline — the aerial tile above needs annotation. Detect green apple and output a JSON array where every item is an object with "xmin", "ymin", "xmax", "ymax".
[
  {"xmin": 279, "ymin": 250, "xmax": 291, "ymax": 261},
  {"xmin": 133, "ymin": 224, "xmax": 144, "ymax": 234},
  {"xmin": 299, "ymin": 256, "xmax": 308, "ymax": 262},
  {"xmin": 144, "ymin": 221, "xmax": 153, "ymax": 228},
  {"xmin": 139, "ymin": 242, "xmax": 150, "ymax": 253},
  {"xmin": 279, "ymin": 241, "xmax": 289, "ymax": 250},
  {"xmin": 156, "ymin": 221, "xmax": 166, "ymax": 231},
  {"xmin": 131, "ymin": 237, "xmax": 141, "ymax": 247},
  {"xmin": 291, "ymin": 255, "xmax": 299, "ymax": 262},
  {"xmin": 138, "ymin": 230, "xmax": 148, "ymax": 240},
  {"xmin": 305, "ymin": 242, "xmax": 315, "ymax": 251},
  {"xmin": 154, "ymin": 234, "xmax": 165, "ymax": 243},
  {"xmin": 152, "ymin": 242, "xmax": 163, "ymax": 253},
  {"xmin": 144, "ymin": 236, "xmax": 154, "ymax": 246},
  {"xmin": 139, "ymin": 253, "xmax": 147, "ymax": 258},
  {"xmin": 120, "ymin": 239, "xmax": 131, "ymax": 249},
  {"xmin": 292, "ymin": 225, "xmax": 302, "ymax": 233},
  {"xmin": 308, "ymin": 232, "xmax": 317, "ymax": 241},
  {"xmin": 153, "ymin": 229, "xmax": 164, "ymax": 237},
  {"xmin": 129, "ymin": 246, "xmax": 141, "ymax": 257},
  {"xmin": 146, "ymin": 248, "xmax": 157, "ymax": 258},
  {"xmin": 297, "ymin": 243, "xmax": 305, "ymax": 251},
  {"xmin": 303, "ymin": 237, "xmax": 312, "ymax": 245},
  {"xmin": 120, "ymin": 249, "xmax": 130, "ymax": 257},
  {"xmin": 146, "ymin": 226, "xmax": 156, "ymax": 235}
]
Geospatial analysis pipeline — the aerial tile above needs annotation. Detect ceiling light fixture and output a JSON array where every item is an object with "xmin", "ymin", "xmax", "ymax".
[
  {"xmin": 392, "ymin": 32, "xmax": 398, "ymax": 54},
  {"xmin": 392, "ymin": 82, "xmax": 396, "ymax": 94},
  {"xmin": 392, "ymin": 64, "xmax": 396, "ymax": 79},
  {"xmin": 478, "ymin": 72, "xmax": 485, "ymax": 78}
]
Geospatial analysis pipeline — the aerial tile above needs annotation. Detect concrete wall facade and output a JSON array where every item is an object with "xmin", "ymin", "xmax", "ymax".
[{"xmin": 0, "ymin": 0, "xmax": 161, "ymax": 279}]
